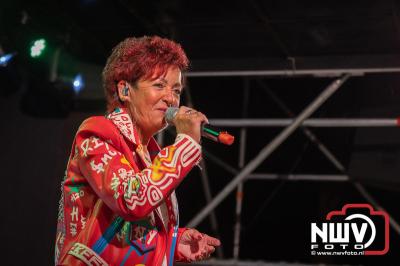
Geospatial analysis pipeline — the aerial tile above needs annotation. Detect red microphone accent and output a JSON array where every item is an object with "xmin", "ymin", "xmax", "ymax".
[{"xmin": 218, "ymin": 132, "xmax": 235, "ymax": 145}]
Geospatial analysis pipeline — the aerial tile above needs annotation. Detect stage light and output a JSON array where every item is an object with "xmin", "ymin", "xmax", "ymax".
[
  {"xmin": 72, "ymin": 74, "xmax": 84, "ymax": 94},
  {"xmin": 30, "ymin": 38, "xmax": 46, "ymax": 57},
  {"xmin": 0, "ymin": 53, "xmax": 16, "ymax": 66}
]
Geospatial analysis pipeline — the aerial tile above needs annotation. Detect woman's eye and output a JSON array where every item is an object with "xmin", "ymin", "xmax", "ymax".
[
  {"xmin": 154, "ymin": 83, "xmax": 165, "ymax": 89},
  {"xmin": 174, "ymin": 89, "xmax": 182, "ymax": 95}
]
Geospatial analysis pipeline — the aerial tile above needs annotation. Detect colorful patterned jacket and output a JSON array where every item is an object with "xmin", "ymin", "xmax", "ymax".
[{"xmin": 55, "ymin": 108, "xmax": 202, "ymax": 265}]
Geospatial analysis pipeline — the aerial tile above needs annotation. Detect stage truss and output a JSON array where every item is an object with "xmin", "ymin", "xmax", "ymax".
[{"xmin": 158, "ymin": 64, "xmax": 400, "ymax": 266}]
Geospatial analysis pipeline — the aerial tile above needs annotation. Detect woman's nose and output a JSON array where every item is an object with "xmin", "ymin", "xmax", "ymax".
[{"xmin": 163, "ymin": 88, "xmax": 178, "ymax": 106}]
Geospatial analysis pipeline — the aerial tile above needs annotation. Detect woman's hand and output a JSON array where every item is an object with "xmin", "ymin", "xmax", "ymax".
[
  {"xmin": 172, "ymin": 106, "xmax": 208, "ymax": 143},
  {"xmin": 177, "ymin": 228, "xmax": 220, "ymax": 262}
]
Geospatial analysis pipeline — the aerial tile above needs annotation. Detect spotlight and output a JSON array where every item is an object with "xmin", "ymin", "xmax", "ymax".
[
  {"xmin": 72, "ymin": 74, "xmax": 84, "ymax": 94},
  {"xmin": 30, "ymin": 38, "xmax": 46, "ymax": 58},
  {"xmin": 0, "ymin": 53, "xmax": 16, "ymax": 67}
]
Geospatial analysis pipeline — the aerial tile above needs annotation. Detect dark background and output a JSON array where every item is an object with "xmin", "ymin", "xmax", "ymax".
[{"xmin": 1, "ymin": 0, "xmax": 400, "ymax": 265}]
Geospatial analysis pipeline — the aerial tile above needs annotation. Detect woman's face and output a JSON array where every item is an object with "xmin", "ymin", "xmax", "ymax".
[{"xmin": 128, "ymin": 66, "xmax": 182, "ymax": 138}]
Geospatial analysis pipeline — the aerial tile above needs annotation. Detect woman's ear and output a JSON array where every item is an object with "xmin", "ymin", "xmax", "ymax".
[{"xmin": 117, "ymin": 81, "xmax": 131, "ymax": 102}]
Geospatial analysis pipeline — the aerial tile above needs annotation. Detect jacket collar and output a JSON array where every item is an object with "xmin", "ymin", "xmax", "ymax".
[{"xmin": 107, "ymin": 107, "xmax": 140, "ymax": 146}]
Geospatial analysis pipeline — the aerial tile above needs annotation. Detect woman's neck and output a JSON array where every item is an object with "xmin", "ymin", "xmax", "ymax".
[
  {"xmin": 136, "ymin": 127, "xmax": 151, "ymax": 146},
  {"xmin": 125, "ymin": 106, "xmax": 152, "ymax": 146}
]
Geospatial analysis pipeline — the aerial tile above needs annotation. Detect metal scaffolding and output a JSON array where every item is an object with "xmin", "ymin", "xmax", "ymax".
[{"xmin": 181, "ymin": 66, "xmax": 400, "ymax": 265}]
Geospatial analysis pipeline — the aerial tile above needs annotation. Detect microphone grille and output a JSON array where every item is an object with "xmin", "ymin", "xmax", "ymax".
[{"xmin": 165, "ymin": 107, "xmax": 179, "ymax": 124}]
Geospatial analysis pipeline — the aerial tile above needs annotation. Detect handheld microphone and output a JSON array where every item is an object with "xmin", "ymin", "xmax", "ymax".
[{"xmin": 165, "ymin": 107, "xmax": 234, "ymax": 145}]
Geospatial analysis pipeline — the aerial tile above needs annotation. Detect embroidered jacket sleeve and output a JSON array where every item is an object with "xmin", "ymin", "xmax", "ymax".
[{"xmin": 75, "ymin": 128, "xmax": 201, "ymax": 221}]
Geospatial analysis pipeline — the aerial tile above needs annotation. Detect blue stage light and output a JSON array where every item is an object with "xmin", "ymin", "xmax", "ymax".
[
  {"xmin": 0, "ymin": 53, "xmax": 16, "ymax": 66},
  {"xmin": 72, "ymin": 74, "xmax": 84, "ymax": 94}
]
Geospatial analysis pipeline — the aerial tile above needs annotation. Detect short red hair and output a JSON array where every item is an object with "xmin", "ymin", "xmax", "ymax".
[{"xmin": 102, "ymin": 36, "xmax": 189, "ymax": 112}]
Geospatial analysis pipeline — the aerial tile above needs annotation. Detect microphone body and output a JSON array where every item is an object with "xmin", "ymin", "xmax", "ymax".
[{"xmin": 165, "ymin": 107, "xmax": 234, "ymax": 145}]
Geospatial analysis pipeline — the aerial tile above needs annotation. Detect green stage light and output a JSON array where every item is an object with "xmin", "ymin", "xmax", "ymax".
[{"xmin": 30, "ymin": 39, "xmax": 46, "ymax": 57}]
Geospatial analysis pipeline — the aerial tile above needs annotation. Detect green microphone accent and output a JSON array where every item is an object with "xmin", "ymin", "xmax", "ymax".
[{"xmin": 203, "ymin": 127, "xmax": 219, "ymax": 137}]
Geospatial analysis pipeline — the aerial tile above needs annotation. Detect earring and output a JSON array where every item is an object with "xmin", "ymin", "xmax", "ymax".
[{"xmin": 123, "ymin": 86, "xmax": 129, "ymax": 96}]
